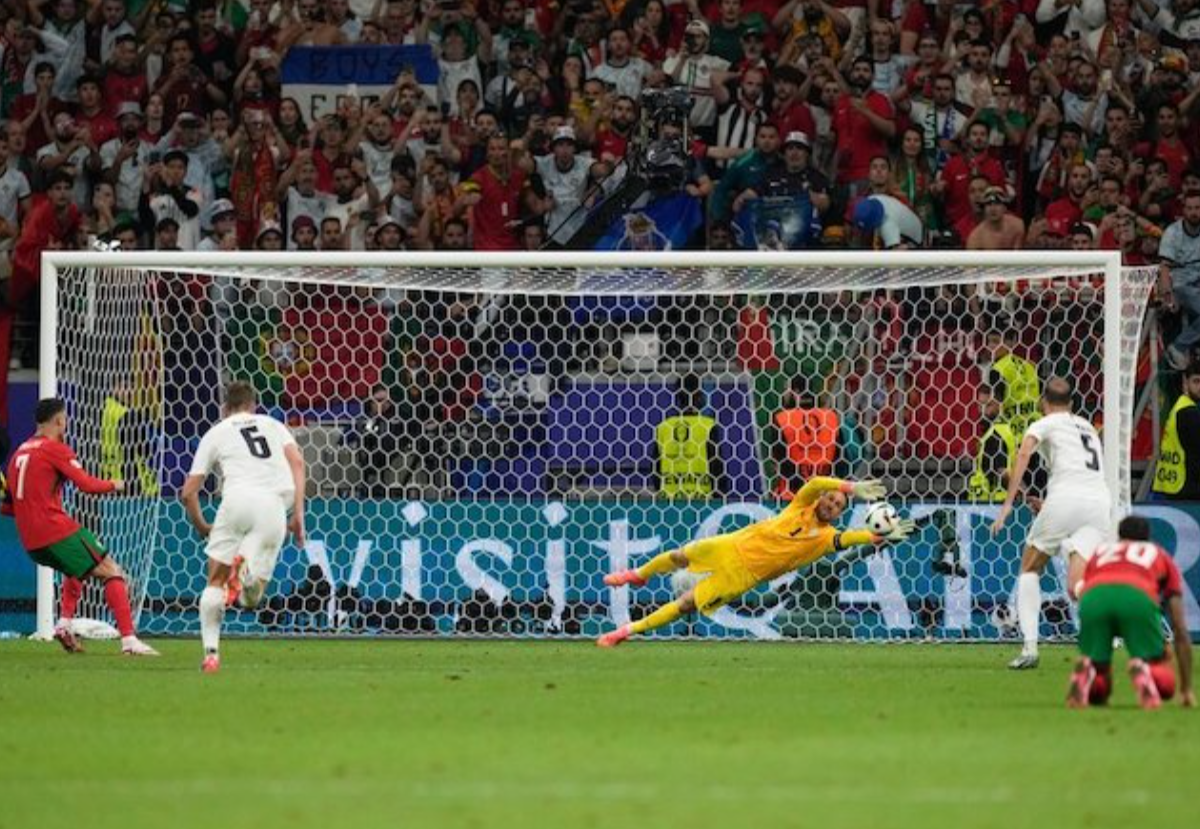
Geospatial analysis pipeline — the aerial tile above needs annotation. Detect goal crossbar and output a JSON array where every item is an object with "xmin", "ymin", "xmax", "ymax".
[{"xmin": 43, "ymin": 250, "xmax": 1122, "ymax": 295}]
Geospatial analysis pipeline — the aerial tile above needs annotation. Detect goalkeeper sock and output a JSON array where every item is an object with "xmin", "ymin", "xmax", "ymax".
[
  {"xmin": 102, "ymin": 577, "xmax": 135, "ymax": 637},
  {"xmin": 200, "ymin": 586, "xmax": 226, "ymax": 654},
  {"xmin": 1017, "ymin": 572, "xmax": 1041, "ymax": 655},
  {"xmin": 59, "ymin": 576, "xmax": 83, "ymax": 623},
  {"xmin": 629, "ymin": 600, "xmax": 685, "ymax": 635},
  {"xmin": 636, "ymin": 551, "xmax": 680, "ymax": 581}
]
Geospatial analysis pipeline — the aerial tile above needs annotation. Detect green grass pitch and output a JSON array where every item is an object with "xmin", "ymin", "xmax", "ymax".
[{"xmin": 0, "ymin": 640, "xmax": 1195, "ymax": 829}]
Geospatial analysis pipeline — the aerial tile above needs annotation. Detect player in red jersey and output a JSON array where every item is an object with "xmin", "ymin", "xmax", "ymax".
[
  {"xmin": 1066, "ymin": 515, "xmax": 1194, "ymax": 709},
  {"xmin": 1, "ymin": 398, "xmax": 157, "ymax": 656}
]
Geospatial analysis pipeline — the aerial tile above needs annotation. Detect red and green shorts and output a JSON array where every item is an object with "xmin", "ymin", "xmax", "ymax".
[
  {"xmin": 28, "ymin": 528, "xmax": 108, "ymax": 578},
  {"xmin": 1077, "ymin": 584, "xmax": 1165, "ymax": 664}
]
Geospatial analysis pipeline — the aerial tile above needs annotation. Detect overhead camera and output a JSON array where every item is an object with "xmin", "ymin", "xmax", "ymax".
[
  {"xmin": 559, "ymin": 85, "xmax": 696, "ymax": 248},
  {"xmin": 637, "ymin": 86, "xmax": 694, "ymax": 190},
  {"xmin": 642, "ymin": 136, "xmax": 688, "ymax": 189},
  {"xmin": 640, "ymin": 86, "xmax": 693, "ymax": 126}
]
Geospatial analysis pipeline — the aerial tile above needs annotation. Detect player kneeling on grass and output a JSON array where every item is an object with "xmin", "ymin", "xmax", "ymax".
[
  {"xmin": 2, "ymin": 398, "xmax": 157, "ymax": 656},
  {"xmin": 597, "ymin": 477, "xmax": 913, "ymax": 647},
  {"xmin": 1066, "ymin": 515, "xmax": 1195, "ymax": 710},
  {"xmin": 181, "ymin": 382, "xmax": 305, "ymax": 674}
]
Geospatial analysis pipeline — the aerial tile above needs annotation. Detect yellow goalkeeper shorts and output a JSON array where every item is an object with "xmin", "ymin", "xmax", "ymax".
[{"xmin": 683, "ymin": 534, "xmax": 760, "ymax": 616}]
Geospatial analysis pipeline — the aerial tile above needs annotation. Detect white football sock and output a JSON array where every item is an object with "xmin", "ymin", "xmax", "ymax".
[
  {"xmin": 200, "ymin": 586, "xmax": 226, "ymax": 654},
  {"xmin": 1017, "ymin": 572, "xmax": 1041, "ymax": 655}
]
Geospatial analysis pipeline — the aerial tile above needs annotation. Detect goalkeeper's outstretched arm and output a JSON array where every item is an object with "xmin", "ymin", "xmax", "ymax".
[
  {"xmin": 794, "ymin": 476, "xmax": 887, "ymax": 506},
  {"xmin": 834, "ymin": 520, "xmax": 919, "ymax": 567}
]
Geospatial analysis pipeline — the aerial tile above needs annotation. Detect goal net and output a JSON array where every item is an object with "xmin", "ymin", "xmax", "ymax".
[{"xmin": 39, "ymin": 252, "xmax": 1155, "ymax": 642}]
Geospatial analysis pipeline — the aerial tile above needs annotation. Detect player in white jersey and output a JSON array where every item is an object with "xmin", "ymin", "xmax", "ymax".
[
  {"xmin": 181, "ymin": 382, "xmax": 306, "ymax": 673},
  {"xmin": 992, "ymin": 377, "xmax": 1112, "ymax": 669}
]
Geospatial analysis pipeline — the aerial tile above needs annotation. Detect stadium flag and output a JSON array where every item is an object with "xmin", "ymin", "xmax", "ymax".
[
  {"xmin": 591, "ymin": 192, "xmax": 703, "ymax": 251},
  {"xmin": 280, "ymin": 45, "xmax": 439, "ymax": 122},
  {"xmin": 222, "ymin": 300, "xmax": 387, "ymax": 414},
  {"xmin": 731, "ymin": 194, "xmax": 816, "ymax": 251},
  {"xmin": 224, "ymin": 304, "xmax": 285, "ymax": 408}
]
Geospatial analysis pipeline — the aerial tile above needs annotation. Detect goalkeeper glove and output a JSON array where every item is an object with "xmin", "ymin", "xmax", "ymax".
[
  {"xmin": 849, "ymin": 479, "xmax": 887, "ymax": 501},
  {"xmin": 879, "ymin": 518, "xmax": 917, "ymax": 544}
]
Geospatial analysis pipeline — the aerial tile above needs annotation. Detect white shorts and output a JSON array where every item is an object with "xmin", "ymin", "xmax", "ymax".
[
  {"xmin": 1027, "ymin": 498, "xmax": 1111, "ymax": 560},
  {"xmin": 206, "ymin": 491, "xmax": 288, "ymax": 582}
]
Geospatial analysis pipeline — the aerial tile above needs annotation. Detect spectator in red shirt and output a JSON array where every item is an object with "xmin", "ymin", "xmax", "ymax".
[
  {"xmin": 1044, "ymin": 162, "xmax": 1095, "ymax": 235},
  {"xmin": 0, "ymin": 170, "xmax": 84, "ymax": 394},
  {"xmin": 461, "ymin": 134, "xmax": 527, "ymax": 250},
  {"xmin": 73, "ymin": 75, "xmax": 118, "ymax": 148},
  {"xmin": 1148, "ymin": 103, "xmax": 1192, "ymax": 191},
  {"xmin": 935, "ymin": 120, "xmax": 1006, "ymax": 228},
  {"xmin": 1135, "ymin": 157, "xmax": 1177, "ymax": 227},
  {"xmin": 238, "ymin": 0, "xmax": 284, "ymax": 63},
  {"xmin": 311, "ymin": 115, "xmax": 354, "ymax": 193},
  {"xmin": 631, "ymin": 0, "xmax": 680, "ymax": 64},
  {"xmin": 953, "ymin": 173, "xmax": 992, "ymax": 244},
  {"xmin": 99, "ymin": 35, "xmax": 147, "ymax": 118},
  {"xmin": 832, "ymin": 55, "xmax": 896, "ymax": 191},
  {"xmin": 194, "ymin": 1, "xmax": 239, "ymax": 90},
  {"xmin": 155, "ymin": 33, "xmax": 228, "ymax": 123},
  {"xmin": 771, "ymin": 65, "xmax": 816, "ymax": 139},
  {"xmin": 591, "ymin": 95, "xmax": 638, "ymax": 165},
  {"xmin": 1035, "ymin": 122, "xmax": 1087, "ymax": 204},
  {"xmin": 10, "ymin": 62, "xmax": 70, "ymax": 160}
]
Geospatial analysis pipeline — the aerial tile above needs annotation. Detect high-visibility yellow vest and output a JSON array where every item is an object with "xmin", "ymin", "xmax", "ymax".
[
  {"xmin": 101, "ymin": 397, "xmax": 159, "ymax": 496},
  {"xmin": 657, "ymin": 415, "xmax": 716, "ymax": 498},
  {"xmin": 993, "ymin": 354, "xmax": 1040, "ymax": 436},
  {"xmin": 967, "ymin": 422, "xmax": 1018, "ymax": 502},
  {"xmin": 1153, "ymin": 394, "xmax": 1196, "ymax": 496}
]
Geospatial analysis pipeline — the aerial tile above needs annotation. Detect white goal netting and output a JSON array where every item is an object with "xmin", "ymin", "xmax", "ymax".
[{"xmin": 45, "ymin": 255, "xmax": 1156, "ymax": 641}]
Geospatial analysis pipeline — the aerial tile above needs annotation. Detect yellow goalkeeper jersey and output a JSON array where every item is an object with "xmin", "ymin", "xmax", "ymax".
[{"xmin": 731, "ymin": 477, "xmax": 875, "ymax": 581}]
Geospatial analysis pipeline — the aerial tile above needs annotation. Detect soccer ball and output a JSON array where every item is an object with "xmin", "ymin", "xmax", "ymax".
[
  {"xmin": 863, "ymin": 503, "xmax": 900, "ymax": 535},
  {"xmin": 669, "ymin": 569, "xmax": 706, "ymax": 598}
]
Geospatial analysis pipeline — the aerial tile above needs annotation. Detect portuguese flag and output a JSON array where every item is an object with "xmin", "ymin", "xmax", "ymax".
[{"xmin": 225, "ymin": 296, "xmax": 387, "ymax": 412}]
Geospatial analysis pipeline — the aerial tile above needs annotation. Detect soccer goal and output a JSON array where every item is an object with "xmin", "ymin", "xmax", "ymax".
[{"xmin": 36, "ymin": 251, "xmax": 1154, "ymax": 642}]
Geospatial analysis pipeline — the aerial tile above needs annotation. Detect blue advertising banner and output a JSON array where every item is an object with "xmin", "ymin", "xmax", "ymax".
[{"xmin": 6, "ymin": 500, "xmax": 1200, "ymax": 639}]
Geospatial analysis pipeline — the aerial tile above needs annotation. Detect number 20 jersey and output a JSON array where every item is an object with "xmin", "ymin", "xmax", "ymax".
[
  {"xmin": 1024, "ymin": 412, "xmax": 1110, "ymax": 505},
  {"xmin": 188, "ymin": 413, "xmax": 297, "ymax": 504},
  {"xmin": 1082, "ymin": 541, "xmax": 1183, "ymax": 605}
]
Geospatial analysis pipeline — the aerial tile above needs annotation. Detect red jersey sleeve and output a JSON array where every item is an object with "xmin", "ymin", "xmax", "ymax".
[
  {"xmin": 46, "ymin": 443, "xmax": 116, "ymax": 495},
  {"xmin": 868, "ymin": 92, "xmax": 894, "ymax": 121},
  {"xmin": 1160, "ymin": 554, "xmax": 1184, "ymax": 600}
]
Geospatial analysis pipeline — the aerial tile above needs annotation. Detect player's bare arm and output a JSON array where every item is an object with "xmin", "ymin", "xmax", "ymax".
[
  {"xmin": 1166, "ymin": 595, "xmax": 1196, "ymax": 707},
  {"xmin": 284, "ymin": 443, "xmax": 306, "ymax": 547},
  {"xmin": 180, "ymin": 473, "xmax": 212, "ymax": 538},
  {"xmin": 992, "ymin": 434, "xmax": 1039, "ymax": 534}
]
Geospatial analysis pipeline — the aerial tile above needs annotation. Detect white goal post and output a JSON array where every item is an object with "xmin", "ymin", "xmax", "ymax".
[{"xmin": 35, "ymin": 250, "xmax": 1150, "ymax": 641}]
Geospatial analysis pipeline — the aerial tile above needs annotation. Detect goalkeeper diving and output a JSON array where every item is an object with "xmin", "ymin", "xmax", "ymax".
[{"xmin": 598, "ymin": 477, "xmax": 914, "ymax": 647}]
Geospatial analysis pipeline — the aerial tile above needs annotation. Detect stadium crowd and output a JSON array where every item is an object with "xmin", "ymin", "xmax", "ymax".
[
  {"xmin": 0, "ymin": 0, "xmax": 1196, "ymax": 258},
  {"xmin": 0, "ymin": 0, "xmax": 1195, "ymax": 477}
]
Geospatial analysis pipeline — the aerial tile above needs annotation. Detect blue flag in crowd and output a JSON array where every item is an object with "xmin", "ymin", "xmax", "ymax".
[
  {"xmin": 732, "ymin": 194, "xmax": 816, "ymax": 250},
  {"xmin": 592, "ymin": 192, "xmax": 704, "ymax": 251},
  {"xmin": 281, "ymin": 45, "xmax": 439, "ymax": 120}
]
